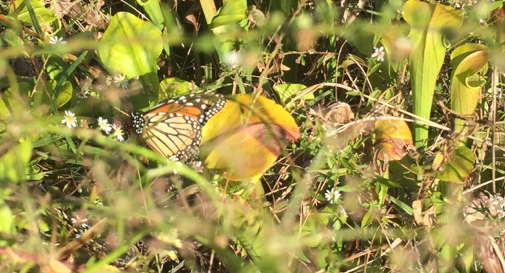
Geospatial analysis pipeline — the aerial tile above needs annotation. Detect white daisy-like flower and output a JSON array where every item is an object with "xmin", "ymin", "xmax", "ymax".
[
  {"xmin": 49, "ymin": 36, "xmax": 66, "ymax": 45},
  {"xmin": 371, "ymin": 46, "xmax": 385, "ymax": 62},
  {"xmin": 97, "ymin": 117, "xmax": 112, "ymax": 134},
  {"xmin": 113, "ymin": 74, "xmax": 129, "ymax": 89},
  {"xmin": 61, "ymin": 110, "xmax": 78, "ymax": 128},
  {"xmin": 112, "ymin": 123, "xmax": 125, "ymax": 142},
  {"xmin": 324, "ymin": 187, "xmax": 342, "ymax": 204}
]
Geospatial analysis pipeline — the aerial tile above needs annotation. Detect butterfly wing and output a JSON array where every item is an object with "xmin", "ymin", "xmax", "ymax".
[{"xmin": 132, "ymin": 94, "xmax": 226, "ymax": 162}]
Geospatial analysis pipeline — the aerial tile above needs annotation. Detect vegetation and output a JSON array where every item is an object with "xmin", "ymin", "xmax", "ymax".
[{"xmin": 1, "ymin": 0, "xmax": 505, "ymax": 272}]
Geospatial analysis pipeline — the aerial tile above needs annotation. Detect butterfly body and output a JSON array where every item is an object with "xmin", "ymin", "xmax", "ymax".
[{"xmin": 131, "ymin": 94, "xmax": 225, "ymax": 162}]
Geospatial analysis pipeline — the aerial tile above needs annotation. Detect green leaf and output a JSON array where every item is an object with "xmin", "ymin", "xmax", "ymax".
[
  {"xmin": 209, "ymin": 0, "xmax": 247, "ymax": 58},
  {"xmin": 159, "ymin": 77, "xmax": 196, "ymax": 100},
  {"xmin": 389, "ymin": 196, "xmax": 413, "ymax": 215},
  {"xmin": 2, "ymin": 29, "xmax": 24, "ymax": 49},
  {"xmin": 449, "ymin": 43, "xmax": 488, "ymax": 134},
  {"xmin": 0, "ymin": 141, "xmax": 33, "ymax": 183},
  {"xmin": 98, "ymin": 12, "xmax": 163, "ymax": 79},
  {"xmin": 10, "ymin": 0, "xmax": 57, "ymax": 26},
  {"xmin": 137, "ymin": 0, "xmax": 164, "ymax": 29},
  {"xmin": 0, "ymin": 202, "xmax": 15, "ymax": 234},
  {"xmin": 54, "ymin": 81, "xmax": 73, "ymax": 108},
  {"xmin": 46, "ymin": 58, "xmax": 66, "ymax": 81},
  {"xmin": 210, "ymin": 0, "xmax": 247, "ymax": 28},
  {"xmin": 436, "ymin": 146, "xmax": 475, "ymax": 183},
  {"xmin": 200, "ymin": 0, "xmax": 218, "ymax": 25},
  {"xmin": 273, "ymin": 83, "xmax": 312, "ymax": 105},
  {"xmin": 0, "ymin": 201, "xmax": 15, "ymax": 246},
  {"xmin": 0, "ymin": 79, "xmax": 36, "ymax": 120},
  {"xmin": 0, "ymin": 95, "xmax": 10, "ymax": 120},
  {"xmin": 403, "ymin": 0, "xmax": 463, "ymax": 147}
]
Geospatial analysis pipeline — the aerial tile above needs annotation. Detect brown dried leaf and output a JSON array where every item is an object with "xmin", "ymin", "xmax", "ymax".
[
  {"xmin": 412, "ymin": 200, "xmax": 435, "ymax": 228},
  {"xmin": 51, "ymin": 0, "xmax": 80, "ymax": 19},
  {"xmin": 185, "ymin": 14, "xmax": 200, "ymax": 32},
  {"xmin": 325, "ymin": 120, "xmax": 375, "ymax": 152}
]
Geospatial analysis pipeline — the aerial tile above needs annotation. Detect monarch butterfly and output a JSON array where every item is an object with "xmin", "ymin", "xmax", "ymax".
[{"xmin": 130, "ymin": 94, "xmax": 226, "ymax": 162}]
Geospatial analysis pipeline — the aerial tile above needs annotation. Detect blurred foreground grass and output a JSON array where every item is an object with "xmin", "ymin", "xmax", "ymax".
[{"xmin": 1, "ymin": 0, "xmax": 505, "ymax": 272}]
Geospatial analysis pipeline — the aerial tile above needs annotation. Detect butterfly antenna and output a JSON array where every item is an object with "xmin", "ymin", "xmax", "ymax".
[{"xmin": 113, "ymin": 106, "xmax": 129, "ymax": 117}]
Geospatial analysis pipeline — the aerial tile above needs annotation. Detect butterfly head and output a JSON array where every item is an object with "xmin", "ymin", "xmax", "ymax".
[{"xmin": 130, "ymin": 112, "xmax": 145, "ymax": 134}]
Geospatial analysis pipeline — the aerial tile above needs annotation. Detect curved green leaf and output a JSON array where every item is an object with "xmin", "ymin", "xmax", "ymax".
[
  {"xmin": 450, "ymin": 43, "xmax": 488, "ymax": 134},
  {"xmin": 10, "ymin": 0, "xmax": 57, "ymax": 26},
  {"xmin": 98, "ymin": 12, "xmax": 163, "ymax": 79},
  {"xmin": 54, "ymin": 80, "xmax": 73, "ymax": 108}
]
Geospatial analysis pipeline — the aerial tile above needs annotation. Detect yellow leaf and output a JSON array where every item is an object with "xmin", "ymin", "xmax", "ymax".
[
  {"xmin": 375, "ymin": 119, "xmax": 413, "ymax": 161},
  {"xmin": 201, "ymin": 94, "xmax": 300, "ymax": 180}
]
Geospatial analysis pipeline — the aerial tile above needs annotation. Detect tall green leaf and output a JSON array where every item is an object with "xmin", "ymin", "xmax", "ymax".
[
  {"xmin": 403, "ymin": 0, "xmax": 463, "ymax": 147},
  {"xmin": 200, "ymin": 0, "xmax": 218, "ymax": 25}
]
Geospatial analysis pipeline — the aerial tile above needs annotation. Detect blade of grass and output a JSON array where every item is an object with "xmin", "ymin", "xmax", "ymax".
[
  {"xmin": 82, "ymin": 230, "xmax": 148, "ymax": 273},
  {"xmin": 52, "ymin": 51, "xmax": 89, "ymax": 109},
  {"xmin": 24, "ymin": 0, "xmax": 42, "ymax": 35}
]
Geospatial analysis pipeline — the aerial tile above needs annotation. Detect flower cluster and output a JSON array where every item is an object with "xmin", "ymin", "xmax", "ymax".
[
  {"xmin": 61, "ymin": 111, "xmax": 124, "ymax": 142},
  {"xmin": 112, "ymin": 74, "xmax": 129, "ymax": 89},
  {"xmin": 49, "ymin": 36, "xmax": 66, "ymax": 45},
  {"xmin": 371, "ymin": 46, "xmax": 385, "ymax": 62}
]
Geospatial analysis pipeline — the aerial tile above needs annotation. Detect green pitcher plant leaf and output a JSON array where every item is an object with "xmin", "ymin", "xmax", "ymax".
[
  {"xmin": 98, "ymin": 12, "xmax": 163, "ymax": 79},
  {"xmin": 450, "ymin": 43, "xmax": 488, "ymax": 135},
  {"xmin": 403, "ymin": 0, "xmax": 463, "ymax": 147}
]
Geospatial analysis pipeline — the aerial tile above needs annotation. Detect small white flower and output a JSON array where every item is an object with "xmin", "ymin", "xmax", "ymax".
[
  {"xmin": 49, "ymin": 36, "xmax": 66, "ymax": 45},
  {"xmin": 113, "ymin": 74, "xmax": 129, "ymax": 89},
  {"xmin": 61, "ymin": 110, "xmax": 78, "ymax": 128},
  {"xmin": 223, "ymin": 50, "xmax": 242, "ymax": 67},
  {"xmin": 97, "ymin": 117, "xmax": 112, "ymax": 134},
  {"xmin": 112, "ymin": 123, "xmax": 125, "ymax": 142},
  {"xmin": 325, "ymin": 187, "xmax": 342, "ymax": 204},
  {"xmin": 371, "ymin": 46, "xmax": 385, "ymax": 62}
]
